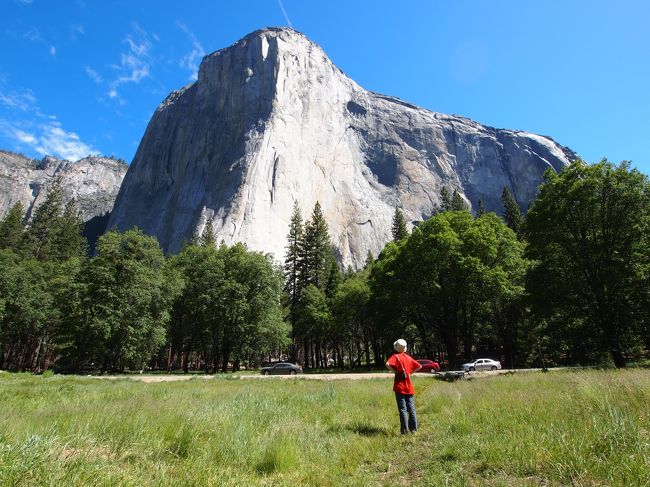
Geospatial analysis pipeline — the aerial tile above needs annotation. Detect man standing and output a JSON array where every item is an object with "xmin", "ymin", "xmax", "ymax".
[{"xmin": 386, "ymin": 339, "xmax": 422, "ymax": 434}]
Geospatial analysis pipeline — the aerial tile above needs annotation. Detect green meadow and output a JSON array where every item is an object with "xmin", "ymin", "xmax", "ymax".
[{"xmin": 0, "ymin": 370, "xmax": 648, "ymax": 486}]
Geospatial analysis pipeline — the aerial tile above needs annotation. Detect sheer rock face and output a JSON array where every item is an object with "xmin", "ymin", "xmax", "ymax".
[
  {"xmin": 0, "ymin": 150, "xmax": 127, "ymax": 241},
  {"xmin": 109, "ymin": 27, "xmax": 576, "ymax": 268}
]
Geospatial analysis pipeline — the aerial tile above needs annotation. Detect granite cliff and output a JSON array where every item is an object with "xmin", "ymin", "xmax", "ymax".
[
  {"xmin": 108, "ymin": 27, "xmax": 576, "ymax": 268},
  {"xmin": 0, "ymin": 150, "xmax": 127, "ymax": 247}
]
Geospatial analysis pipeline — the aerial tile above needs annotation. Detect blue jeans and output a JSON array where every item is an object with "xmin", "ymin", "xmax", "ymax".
[{"xmin": 395, "ymin": 393, "xmax": 417, "ymax": 434}]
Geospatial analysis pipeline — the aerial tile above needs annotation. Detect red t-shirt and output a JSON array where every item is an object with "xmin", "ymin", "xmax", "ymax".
[{"xmin": 387, "ymin": 352, "xmax": 420, "ymax": 395}]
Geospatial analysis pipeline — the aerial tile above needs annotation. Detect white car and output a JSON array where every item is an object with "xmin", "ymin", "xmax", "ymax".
[{"xmin": 462, "ymin": 358, "xmax": 502, "ymax": 372}]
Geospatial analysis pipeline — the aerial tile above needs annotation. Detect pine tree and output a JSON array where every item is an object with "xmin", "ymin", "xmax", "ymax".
[
  {"xmin": 300, "ymin": 202, "xmax": 331, "ymax": 290},
  {"xmin": 52, "ymin": 199, "xmax": 88, "ymax": 260},
  {"xmin": 451, "ymin": 190, "xmax": 468, "ymax": 211},
  {"xmin": 501, "ymin": 187, "xmax": 524, "ymax": 235},
  {"xmin": 440, "ymin": 187, "xmax": 452, "ymax": 211},
  {"xmin": 284, "ymin": 201, "xmax": 304, "ymax": 355},
  {"xmin": 476, "ymin": 199, "xmax": 487, "ymax": 217},
  {"xmin": 0, "ymin": 202, "xmax": 26, "ymax": 253},
  {"xmin": 391, "ymin": 207, "xmax": 408, "ymax": 241},
  {"xmin": 324, "ymin": 254, "xmax": 341, "ymax": 302},
  {"xmin": 25, "ymin": 178, "xmax": 64, "ymax": 260},
  {"xmin": 199, "ymin": 218, "xmax": 216, "ymax": 248},
  {"xmin": 365, "ymin": 251, "xmax": 374, "ymax": 269}
]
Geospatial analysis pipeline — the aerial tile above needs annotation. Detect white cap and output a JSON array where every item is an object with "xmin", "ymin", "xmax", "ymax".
[{"xmin": 393, "ymin": 339, "xmax": 407, "ymax": 352}]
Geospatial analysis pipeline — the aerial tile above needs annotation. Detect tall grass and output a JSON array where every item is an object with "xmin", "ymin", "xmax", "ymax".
[{"xmin": 0, "ymin": 370, "xmax": 647, "ymax": 486}]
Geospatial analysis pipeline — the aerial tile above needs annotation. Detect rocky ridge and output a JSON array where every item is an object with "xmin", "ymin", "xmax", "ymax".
[
  {"xmin": 0, "ymin": 150, "xmax": 127, "ymax": 245},
  {"xmin": 102, "ymin": 27, "xmax": 576, "ymax": 268}
]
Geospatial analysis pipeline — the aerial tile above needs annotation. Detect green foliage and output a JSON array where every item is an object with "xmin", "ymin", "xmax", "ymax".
[
  {"xmin": 24, "ymin": 178, "xmax": 65, "ymax": 260},
  {"xmin": 391, "ymin": 207, "xmax": 408, "ymax": 241},
  {"xmin": 57, "ymin": 229, "xmax": 178, "ymax": 371},
  {"xmin": 0, "ymin": 202, "xmax": 26, "ymax": 253},
  {"xmin": 168, "ymin": 240, "xmax": 288, "ymax": 372},
  {"xmin": 56, "ymin": 199, "xmax": 88, "ymax": 260},
  {"xmin": 451, "ymin": 189, "xmax": 468, "ymax": 211},
  {"xmin": 476, "ymin": 199, "xmax": 486, "ymax": 217},
  {"xmin": 370, "ymin": 210, "xmax": 528, "ymax": 368},
  {"xmin": 501, "ymin": 186, "xmax": 524, "ymax": 236},
  {"xmin": 299, "ymin": 285, "xmax": 333, "ymax": 346},
  {"xmin": 299, "ymin": 201, "xmax": 331, "ymax": 290},
  {"xmin": 199, "ymin": 217, "xmax": 216, "ymax": 248},
  {"xmin": 21, "ymin": 180, "xmax": 88, "ymax": 261},
  {"xmin": 0, "ymin": 250, "xmax": 59, "ymax": 371},
  {"xmin": 284, "ymin": 201, "xmax": 303, "ymax": 357},
  {"xmin": 331, "ymin": 270, "xmax": 379, "ymax": 367},
  {"xmin": 525, "ymin": 159, "xmax": 650, "ymax": 367},
  {"xmin": 440, "ymin": 186, "xmax": 452, "ymax": 211}
]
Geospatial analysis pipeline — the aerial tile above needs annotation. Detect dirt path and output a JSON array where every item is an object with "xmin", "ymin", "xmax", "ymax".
[{"xmin": 87, "ymin": 369, "xmax": 543, "ymax": 383}]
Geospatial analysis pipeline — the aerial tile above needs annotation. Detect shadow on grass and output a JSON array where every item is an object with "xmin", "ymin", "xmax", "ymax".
[{"xmin": 330, "ymin": 422, "xmax": 390, "ymax": 437}]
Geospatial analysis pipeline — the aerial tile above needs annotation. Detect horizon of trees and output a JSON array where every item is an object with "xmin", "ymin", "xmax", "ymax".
[{"xmin": 0, "ymin": 159, "xmax": 648, "ymax": 373}]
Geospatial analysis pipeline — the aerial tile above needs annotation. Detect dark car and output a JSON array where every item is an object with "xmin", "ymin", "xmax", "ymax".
[
  {"xmin": 416, "ymin": 359, "xmax": 440, "ymax": 373},
  {"xmin": 260, "ymin": 362, "xmax": 303, "ymax": 375}
]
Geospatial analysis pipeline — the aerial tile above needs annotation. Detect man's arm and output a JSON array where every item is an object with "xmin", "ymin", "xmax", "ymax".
[
  {"xmin": 411, "ymin": 357, "xmax": 422, "ymax": 373},
  {"xmin": 385, "ymin": 357, "xmax": 397, "ymax": 372}
]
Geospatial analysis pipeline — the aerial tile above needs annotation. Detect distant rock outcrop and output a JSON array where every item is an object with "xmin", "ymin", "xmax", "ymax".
[
  {"xmin": 108, "ymin": 27, "xmax": 576, "ymax": 268},
  {"xmin": 0, "ymin": 150, "xmax": 127, "ymax": 248}
]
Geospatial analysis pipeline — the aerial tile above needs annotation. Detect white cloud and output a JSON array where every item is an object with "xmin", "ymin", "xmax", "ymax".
[
  {"xmin": 107, "ymin": 22, "xmax": 156, "ymax": 101},
  {"xmin": 35, "ymin": 124, "xmax": 97, "ymax": 160},
  {"xmin": 0, "ymin": 79, "xmax": 98, "ymax": 161},
  {"xmin": 85, "ymin": 66, "xmax": 102, "ymax": 83},
  {"xmin": 1, "ymin": 119, "xmax": 97, "ymax": 161},
  {"xmin": 0, "ymin": 88, "xmax": 37, "ymax": 111},
  {"xmin": 177, "ymin": 22, "xmax": 205, "ymax": 81},
  {"xmin": 15, "ymin": 129, "xmax": 36, "ymax": 144},
  {"xmin": 0, "ymin": 87, "xmax": 97, "ymax": 161},
  {"xmin": 50, "ymin": 45, "xmax": 56, "ymax": 56}
]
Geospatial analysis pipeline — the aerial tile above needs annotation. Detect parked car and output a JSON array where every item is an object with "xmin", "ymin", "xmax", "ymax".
[
  {"xmin": 462, "ymin": 358, "xmax": 502, "ymax": 372},
  {"xmin": 260, "ymin": 362, "xmax": 303, "ymax": 375},
  {"xmin": 416, "ymin": 359, "xmax": 440, "ymax": 373}
]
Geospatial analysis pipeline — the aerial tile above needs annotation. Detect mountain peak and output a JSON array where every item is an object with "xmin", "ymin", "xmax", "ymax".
[
  {"xmin": 111, "ymin": 28, "xmax": 576, "ymax": 268},
  {"xmin": 206, "ymin": 27, "xmax": 318, "ymax": 66}
]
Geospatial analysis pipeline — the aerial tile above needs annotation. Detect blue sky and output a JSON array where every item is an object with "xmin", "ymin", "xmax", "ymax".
[{"xmin": 1, "ymin": 0, "xmax": 648, "ymax": 175}]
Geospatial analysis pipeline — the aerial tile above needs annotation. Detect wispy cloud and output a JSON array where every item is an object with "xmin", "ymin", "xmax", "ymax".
[
  {"xmin": 19, "ymin": 26, "xmax": 59, "ymax": 57},
  {"xmin": 69, "ymin": 24, "xmax": 85, "ymax": 40},
  {"xmin": 0, "ymin": 88, "xmax": 37, "ymax": 111},
  {"xmin": 22, "ymin": 27, "xmax": 42, "ymax": 42},
  {"xmin": 106, "ymin": 22, "xmax": 156, "ymax": 102},
  {"xmin": 276, "ymin": 0, "xmax": 294, "ymax": 28},
  {"xmin": 177, "ymin": 22, "xmax": 205, "ymax": 81},
  {"xmin": 85, "ymin": 66, "xmax": 102, "ymax": 83}
]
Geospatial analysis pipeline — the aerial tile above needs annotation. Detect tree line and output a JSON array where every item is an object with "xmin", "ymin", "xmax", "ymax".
[{"xmin": 0, "ymin": 159, "xmax": 648, "ymax": 372}]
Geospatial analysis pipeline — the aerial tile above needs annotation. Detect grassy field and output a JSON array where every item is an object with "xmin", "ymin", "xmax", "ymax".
[{"xmin": 0, "ymin": 370, "xmax": 648, "ymax": 486}]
